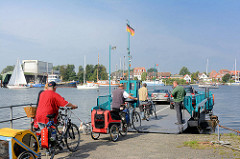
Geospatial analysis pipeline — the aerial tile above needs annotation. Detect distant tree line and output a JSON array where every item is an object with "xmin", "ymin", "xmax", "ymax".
[
  {"xmin": 53, "ymin": 64, "xmax": 108, "ymax": 83},
  {"xmin": 0, "ymin": 64, "xmax": 235, "ymax": 84},
  {"xmin": 0, "ymin": 64, "xmax": 108, "ymax": 83}
]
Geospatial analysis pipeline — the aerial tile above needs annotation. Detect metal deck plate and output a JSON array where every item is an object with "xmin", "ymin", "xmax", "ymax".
[{"xmin": 130, "ymin": 104, "xmax": 190, "ymax": 134}]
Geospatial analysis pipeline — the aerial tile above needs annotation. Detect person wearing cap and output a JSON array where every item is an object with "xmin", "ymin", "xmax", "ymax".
[{"xmin": 34, "ymin": 81, "xmax": 77, "ymax": 129}]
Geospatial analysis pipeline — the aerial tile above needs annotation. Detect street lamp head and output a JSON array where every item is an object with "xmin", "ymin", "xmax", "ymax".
[{"xmin": 112, "ymin": 46, "xmax": 116, "ymax": 50}]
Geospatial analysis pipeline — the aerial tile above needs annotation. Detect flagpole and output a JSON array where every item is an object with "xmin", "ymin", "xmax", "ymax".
[{"xmin": 127, "ymin": 20, "xmax": 131, "ymax": 93}]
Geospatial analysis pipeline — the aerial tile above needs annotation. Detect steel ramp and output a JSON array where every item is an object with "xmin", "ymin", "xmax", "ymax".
[{"xmin": 130, "ymin": 105, "xmax": 190, "ymax": 134}]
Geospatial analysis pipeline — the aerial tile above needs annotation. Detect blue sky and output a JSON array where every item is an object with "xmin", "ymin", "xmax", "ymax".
[{"xmin": 1, "ymin": 0, "xmax": 240, "ymax": 74}]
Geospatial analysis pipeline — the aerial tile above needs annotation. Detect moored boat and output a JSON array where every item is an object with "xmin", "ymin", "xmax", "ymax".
[
  {"xmin": 48, "ymin": 74, "xmax": 77, "ymax": 88},
  {"xmin": 7, "ymin": 59, "xmax": 29, "ymax": 89},
  {"xmin": 95, "ymin": 80, "xmax": 119, "ymax": 87},
  {"xmin": 77, "ymin": 82, "xmax": 99, "ymax": 89}
]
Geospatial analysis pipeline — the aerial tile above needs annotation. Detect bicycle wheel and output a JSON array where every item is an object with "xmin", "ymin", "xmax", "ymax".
[
  {"xmin": 17, "ymin": 151, "xmax": 36, "ymax": 159},
  {"xmin": 109, "ymin": 124, "xmax": 119, "ymax": 142},
  {"xmin": 132, "ymin": 111, "xmax": 141, "ymax": 131},
  {"xmin": 144, "ymin": 108, "xmax": 150, "ymax": 120},
  {"xmin": 91, "ymin": 132, "xmax": 100, "ymax": 140},
  {"xmin": 119, "ymin": 123, "xmax": 127, "ymax": 136},
  {"xmin": 65, "ymin": 123, "xmax": 80, "ymax": 152}
]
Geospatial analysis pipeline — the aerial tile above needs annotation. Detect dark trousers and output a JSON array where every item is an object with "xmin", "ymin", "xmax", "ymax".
[{"xmin": 175, "ymin": 102, "xmax": 183, "ymax": 124}]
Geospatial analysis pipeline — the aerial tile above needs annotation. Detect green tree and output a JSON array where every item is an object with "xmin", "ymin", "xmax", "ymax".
[
  {"xmin": 66, "ymin": 64, "xmax": 77, "ymax": 81},
  {"xmin": 1, "ymin": 65, "xmax": 14, "ymax": 74},
  {"xmin": 0, "ymin": 74, "xmax": 2, "ymax": 80},
  {"xmin": 222, "ymin": 73, "xmax": 231, "ymax": 83},
  {"xmin": 147, "ymin": 68, "xmax": 157, "ymax": 73},
  {"xmin": 179, "ymin": 66, "xmax": 190, "ymax": 76},
  {"xmin": 191, "ymin": 71, "xmax": 199, "ymax": 81},
  {"xmin": 59, "ymin": 65, "xmax": 67, "ymax": 81},
  {"xmin": 141, "ymin": 72, "xmax": 147, "ymax": 81},
  {"xmin": 85, "ymin": 64, "xmax": 95, "ymax": 81},
  {"xmin": 98, "ymin": 65, "xmax": 108, "ymax": 80},
  {"xmin": 56, "ymin": 64, "xmax": 77, "ymax": 81},
  {"xmin": 134, "ymin": 77, "xmax": 138, "ymax": 80},
  {"xmin": 77, "ymin": 65, "xmax": 84, "ymax": 83}
]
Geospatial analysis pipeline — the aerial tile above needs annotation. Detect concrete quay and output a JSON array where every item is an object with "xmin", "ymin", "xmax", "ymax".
[
  {"xmin": 42, "ymin": 132, "xmax": 239, "ymax": 159},
  {"xmin": 40, "ymin": 104, "xmax": 239, "ymax": 159}
]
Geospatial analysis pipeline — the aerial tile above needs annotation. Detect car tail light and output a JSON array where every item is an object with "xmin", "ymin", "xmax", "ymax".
[
  {"xmin": 151, "ymin": 93, "xmax": 154, "ymax": 97},
  {"xmin": 164, "ymin": 93, "xmax": 169, "ymax": 97},
  {"xmin": 171, "ymin": 94, "xmax": 173, "ymax": 97},
  {"xmin": 191, "ymin": 93, "xmax": 195, "ymax": 96}
]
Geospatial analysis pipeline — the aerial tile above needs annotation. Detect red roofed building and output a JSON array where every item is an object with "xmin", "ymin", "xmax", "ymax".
[
  {"xmin": 209, "ymin": 70, "xmax": 218, "ymax": 79},
  {"xmin": 133, "ymin": 67, "xmax": 146, "ymax": 80},
  {"xmin": 158, "ymin": 72, "xmax": 171, "ymax": 79},
  {"xmin": 219, "ymin": 69, "xmax": 231, "ymax": 76}
]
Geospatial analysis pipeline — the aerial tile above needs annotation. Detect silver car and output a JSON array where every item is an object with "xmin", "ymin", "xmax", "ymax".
[{"xmin": 151, "ymin": 89, "xmax": 171, "ymax": 103}]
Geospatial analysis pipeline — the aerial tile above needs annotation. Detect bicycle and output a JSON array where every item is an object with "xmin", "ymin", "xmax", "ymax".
[
  {"xmin": 120, "ymin": 101, "xmax": 141, "ymax": 133},
  {"xmin": 34, "ymin": 107, "xmax": 80, "ymax": 159},
  {"xmin": 141, "ymin": 99, "xmax": 157, "ymax": 121},
  {"xmin": 57, "ymin": 107, "xmax": 80, "ymax": 152}
]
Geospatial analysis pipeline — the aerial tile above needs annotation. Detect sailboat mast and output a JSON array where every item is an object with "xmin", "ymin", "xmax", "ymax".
[
  {"xmin": 46, "ymin": 62, "xmax": 48, "ymax": 83},
  {"xmin": 84, "ymin": 56, "xmax": 86, "ymax": 84},
  {"xmin": 123, "ymin": 56, "xmax": 125, "ymax": 79},
  {"xmin": 206, "ymin": 58, "xmax": 209, "ymax": 76},
  {"xmin": 235, "ymin": 58, "xmax": 237, "ymax": 82},
  {"xmin": 97, "ymin": 53, "xmax": 99, "ymax": 82},
  {"xmin": 120, "ymin": 57, "xmax": 122, "ymax": 78}
]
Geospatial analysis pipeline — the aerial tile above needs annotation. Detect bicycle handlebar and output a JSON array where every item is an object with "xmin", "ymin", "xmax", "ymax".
[{"xmin": 59, "ymin": 106, "xmax": 77, "ymax": 110}]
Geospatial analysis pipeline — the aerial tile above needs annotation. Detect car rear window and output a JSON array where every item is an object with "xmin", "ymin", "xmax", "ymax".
[{"xmin": 153, "ymin": 89, "xmax": 168, "ymax": 93}]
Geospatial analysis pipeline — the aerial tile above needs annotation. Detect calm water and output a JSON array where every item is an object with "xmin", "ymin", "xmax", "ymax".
[{"xmin": 0, "ymin": 85, "xmax": 239, "ymax": 133}]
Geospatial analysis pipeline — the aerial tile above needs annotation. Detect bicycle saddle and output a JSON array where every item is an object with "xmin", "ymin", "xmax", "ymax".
[{"xmin": 46, "ymin": 113, "xmax": 56, "ymax": 119}]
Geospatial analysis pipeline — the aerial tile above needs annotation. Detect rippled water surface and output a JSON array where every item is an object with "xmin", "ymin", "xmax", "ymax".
[{"xmin": 0, "ymin": 85, "xmax": 239, "ymax": 133}]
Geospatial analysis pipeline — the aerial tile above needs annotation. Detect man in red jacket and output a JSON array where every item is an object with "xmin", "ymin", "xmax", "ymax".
[{"xmin": 34, "ymin": 81, "xmax": 77, "ymax": 129}]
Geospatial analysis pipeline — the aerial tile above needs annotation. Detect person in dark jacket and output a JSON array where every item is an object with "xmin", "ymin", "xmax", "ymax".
[{"xmin": 172, "ymin": 81, "xmax": 186, "ymax": 125}]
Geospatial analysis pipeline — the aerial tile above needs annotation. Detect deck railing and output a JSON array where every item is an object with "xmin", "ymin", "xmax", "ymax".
[{"xmin": 0, "ymin": 103, "xmax": 36, "ymax": 128}]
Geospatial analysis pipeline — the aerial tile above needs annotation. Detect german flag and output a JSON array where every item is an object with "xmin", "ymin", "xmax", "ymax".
[{"xmin": 126, "ymin": 24, "xmax": 135, "ymax": 36}]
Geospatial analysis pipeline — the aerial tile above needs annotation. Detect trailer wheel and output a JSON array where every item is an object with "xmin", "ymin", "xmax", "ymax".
[
  {"xmin": 109, "ymin": 124, "xmax": 119, "ymax": 142},
  {"xmin": 17, "ymin": 151, "xmax": 36, "ymax": 159},
  {"xmin": 91, "ymin": 132, "xmax": 100, "ymax": 140}
]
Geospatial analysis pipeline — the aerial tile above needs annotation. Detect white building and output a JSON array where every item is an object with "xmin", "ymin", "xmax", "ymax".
[
  {"xmin": 184, "ymin": 74, "xmax": 191, "ymax": 83},
  {"xmin": 22, "ymin": 60, "xmax": 53, "ymax": 75},
  {"xmin": 198, "ymin": 73, "xmax": 211, "ymax": 82}
]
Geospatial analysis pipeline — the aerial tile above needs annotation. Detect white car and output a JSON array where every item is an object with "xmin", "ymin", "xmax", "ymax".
[{"xmin": 151, "ymin": 89, "xmax": 171, "ymax": 103}]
